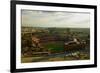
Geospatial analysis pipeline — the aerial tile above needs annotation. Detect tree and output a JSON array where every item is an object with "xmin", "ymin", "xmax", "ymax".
[{"xmin": 66, "ymin": 28, "xmax": 71, "ymax": 34}]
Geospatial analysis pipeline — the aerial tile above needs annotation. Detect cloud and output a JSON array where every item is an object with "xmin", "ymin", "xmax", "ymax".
[{"xmin": 21, "ymin": 10, "xmax": 90, "ymax": 28}]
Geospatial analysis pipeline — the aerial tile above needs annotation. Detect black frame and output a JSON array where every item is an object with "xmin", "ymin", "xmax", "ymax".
[{"xmin": 10, "ymin": 0, "xmax": 97, "ymax": 73}]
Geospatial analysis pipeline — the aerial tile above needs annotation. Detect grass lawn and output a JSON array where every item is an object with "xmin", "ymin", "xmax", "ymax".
[{"xmin": 42, "ymin": 41, "xmax": 64, "ymax": 51}]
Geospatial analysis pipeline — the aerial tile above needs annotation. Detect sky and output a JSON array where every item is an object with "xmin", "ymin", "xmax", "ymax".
[{"xmin": 21, "ymin": 10, "xmax": 90, "ymax": 28}]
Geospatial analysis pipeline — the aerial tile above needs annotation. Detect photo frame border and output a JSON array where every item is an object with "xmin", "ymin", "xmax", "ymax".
[{"xmin": 10, "ymin": 0, "xmax": 97, "ymax": 72}]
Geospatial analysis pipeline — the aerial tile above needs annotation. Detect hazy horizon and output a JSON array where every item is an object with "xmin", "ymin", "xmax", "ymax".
[{"xmin": 21, "ymin": 26, "xmax": 90, "ymax": 28}]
